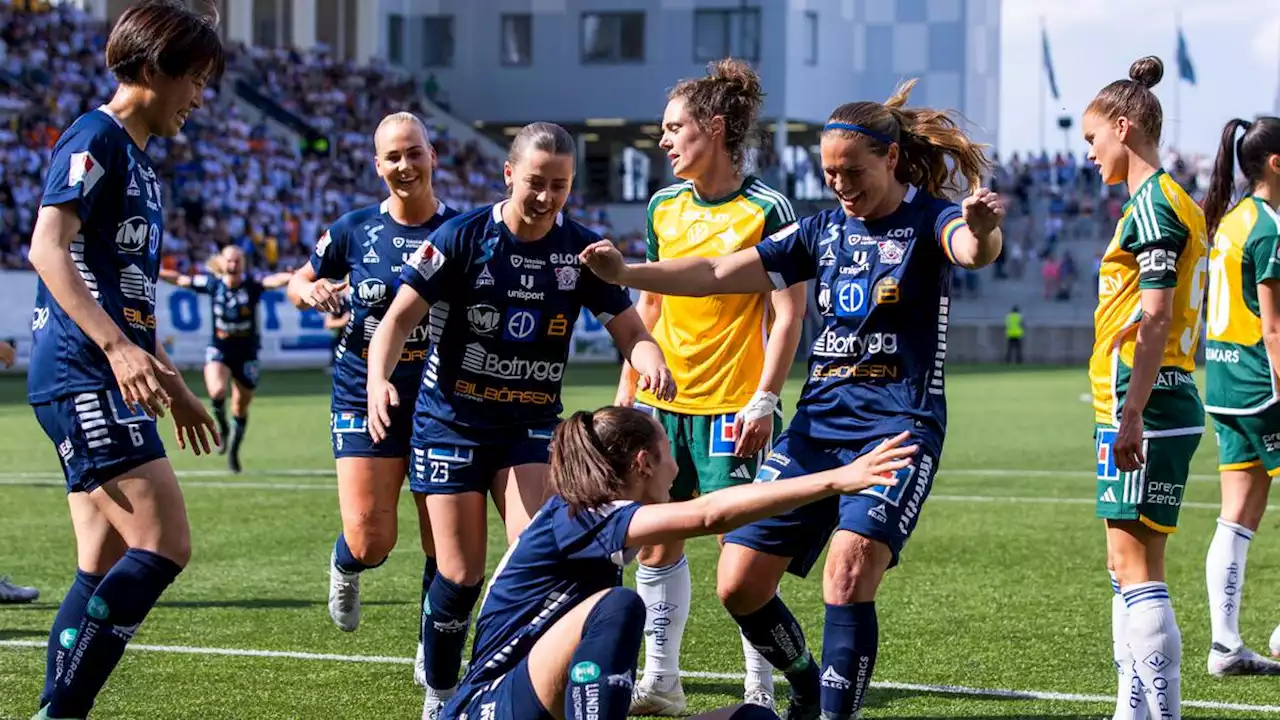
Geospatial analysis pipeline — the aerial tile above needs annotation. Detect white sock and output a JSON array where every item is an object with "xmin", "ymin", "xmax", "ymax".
[
  {"xmin": 1206, "ymin": 517, "xmax": 1253, "ymax": 651},
  {"xmin": 1124, "ymin": 582, "xmax": 1181, "ymax": 720},
  {"xmin": 636, "ymin": 555, "xmax": 691, "ymax": 692},
  {"xmin": 1111, "ymin": 572, "xmax": 1147, "ymax": 720}
]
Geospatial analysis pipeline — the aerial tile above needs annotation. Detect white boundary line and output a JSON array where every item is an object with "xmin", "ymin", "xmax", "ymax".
[{"xmin": 0, "ymin": 640, "xmax": 1275, "ymax": 713}]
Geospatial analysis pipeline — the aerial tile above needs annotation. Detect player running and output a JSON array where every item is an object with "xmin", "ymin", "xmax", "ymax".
[
  {"xmin": 366, "ymin": 122, "xmax": 674, "ymax": 716},
  {"xmin": 622, "ymin": 59, "xmax": 805, "ymax": 715},
  {"xmin": 1082, "ymin": 57, "xmax": 1208, "ymax": 720},
  {"xmin": 286, "ymin": 112, "xmax": 456, "ymax": 686},
  {"xmin": 1200, "ymin": 115, "xmax": 1280, "ymax": 676},
  {"xmin": 583, "ymin": 81, "xmax": 1002, "ymax": 719},
  {"xmin": 442, "ymin": 406, "xmax": 915, "ymax": 720},
  {"xmin": 158, "ymin": 245, "xmax": 291, "ymax": 473},
  {"xmin": 25, "ymin": 2, "xmax": 223, "ymax": 717}
]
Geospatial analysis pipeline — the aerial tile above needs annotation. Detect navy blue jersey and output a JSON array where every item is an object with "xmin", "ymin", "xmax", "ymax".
[
  {"xmin": 310, "ymin": 200, "xmax": 457, "ymax": 413},
  {"xmin": 458, "ymin": 496, "xmax": 640, "ymax": 698},
  {"xmin": 190, "ymin": 273, "xmax": 265, "ymax": 347},
  {"xmin": 29, "ymin": 108, "xmax": 166, "ymax": 404},
  {"xmin": 399, "ymin": 202, "xmax": 633, "ymax": 434},
  {"xmin": 758, "ymin": 186, "xmax": 965, "ymax": 443}
]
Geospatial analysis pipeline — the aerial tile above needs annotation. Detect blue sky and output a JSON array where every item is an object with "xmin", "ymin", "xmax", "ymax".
[{"xmin": 999, "ymin": 0, "xmax": 1280, "ymax": 158}]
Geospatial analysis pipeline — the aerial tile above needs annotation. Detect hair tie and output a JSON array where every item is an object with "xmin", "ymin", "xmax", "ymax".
[{"xmin": 823, "ymin": 122, "xmax": 895, "ymax": 145}]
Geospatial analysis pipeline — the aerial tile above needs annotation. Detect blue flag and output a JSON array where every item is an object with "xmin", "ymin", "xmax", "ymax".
[
  {"xmin": 1042, "ymin": 28, "xmax": 1060, "ymax": 100},
  {"xmin": 1176, "ymin": 28, "xmax": 1196, "ymax": 85}
]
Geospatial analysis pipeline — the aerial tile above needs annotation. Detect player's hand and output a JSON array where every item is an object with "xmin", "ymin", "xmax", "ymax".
[
  {"xmin": 961, "ymin": 188, "xmax": 1006, "ymax": 239},
  {"xmin": 634, "ymin": 363, "xmax": 676, "ymax": 403},
  {"xmin": 304, "ymin": 278, "xmax": 349, "ymax": 314},
  {"xmin": 1114, "ymin": 412, "xmax": 1146, "ymax": 473},
  {"xmin": 367, "ymin": 379, "xmax": 400, "ymax": 444},
  {"xmin": 170, "ymin": 389, "xmax": 219, "ymax": 456},
  {"xmin": 832, "ymin": 432, "xmax": 917, "ymax": 495},
  {"xmin": 0, "ymin": 341, "xmax": 15, "ymax": 369},
  {"xmin": 579, "ymin": 240, "xmax": 629, "ymax": 286},
  {"xmin": 614, "ymin": 384, "xmax": 636, "ymax": 408},
  {"xmin": 105, "ymin": 341, "xmax": 174, "ymax": 418},
  {"xmin": 734, "ymin": 391, "xmax": 779, "ymax": 459}
]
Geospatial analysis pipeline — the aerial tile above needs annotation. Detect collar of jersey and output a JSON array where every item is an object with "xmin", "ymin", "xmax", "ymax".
[
  {"xmin": 491, "ymin": 200, "xmax": 564, "ymax": 229},
  {"xmin": 685, "ymin": 175, "xmax": 758, "ymax": 208}
]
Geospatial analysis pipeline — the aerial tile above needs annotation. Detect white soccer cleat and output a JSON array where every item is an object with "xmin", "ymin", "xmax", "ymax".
[
  {"xmin": 744, "ymin": 685, "xmax": 775, "ymax": 709},
  {"xmin": 421, "ymin": 685, "xmax": 455, "ymax": 720},
  {"xmin": 0, "ymin": 576, "xmax": 39, "ymax": 604},
  {"xmin": 414, "ymin": 641, "xmax": 427, "ymax": 687},
  {"xmin": 1208, "ymin": 643, "xmax": 1280, "ymax": 676},
  {"xmin": 629, "ymin": 678, "xmax": 687, "ymax": 716},
  {"xmin": 327, "ymin": 551, "xmax": 360, "ymax": 632}
]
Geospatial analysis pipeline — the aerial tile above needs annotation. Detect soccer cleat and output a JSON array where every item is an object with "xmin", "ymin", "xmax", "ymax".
[
  {"xmin": 0, "ymin": 576, "xmax": 39, "ymax": 603},
  {"xmin": 414, "ymin": 641, "xmax": 427, "ymax": 687},
  {"xmin": 1208, "ymin": 643, "xmax": 1280, "ymax": 676},
  {"xmin": 629, "ymin": 678, "xmax": 687, "ymax": 715},
  {"xmin": 327, "ymin": 551, "xmax": 360, "ymax": 632},
  {"xmin": 227, "ymin": 448, "xmax": 242, "ymax": 474},
  {"xmin": 421, "ymin": 685, "xmax": 455, "ymax": 720},
  {"xmin": 744, "ymin": 685, "xmax": 775, "ymax": 709},
  {"xmin": 782, "ymin": 690, "xmax": 821, "ymax": 720}
]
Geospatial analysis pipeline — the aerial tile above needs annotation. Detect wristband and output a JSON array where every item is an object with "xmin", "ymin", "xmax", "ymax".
[{"xmin": 739, "ymin": 391, "xmax": 779, "ymax": 423}]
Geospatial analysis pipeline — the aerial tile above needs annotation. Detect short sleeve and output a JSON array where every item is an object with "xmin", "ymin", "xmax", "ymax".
[
  {"xmin": 309, "ymin": 227, "xmax": 350, "ymax": 280},
  {"xmin": 189, "ymin": 273, "xmax": 215, "ymax": 294},
  {"xmin": 645, "ymin": 192, "xmax": 665, "ymax": 262},
  {"xmin": 645, "ymin": 227, "xmax": 659, "ymax": 262},
  {"xmin": 41, "ymin": 125, "xmax": 116, "ymax": 224},
  {"xmin": 1249, "ymin": 230, "xmax": 1280, "ymax": 285},
  {"xmin": 755, "ymin": 215, "xmax": 820, "ymax": 289},
  {"xmin": 578, "ymin": 262, "xmax": 634, "ymax": 327},
  {"xmin": 558, "ymin": 501, "xmax": 642, "ymax": 566},
  {"xmin": 932, "ymin": 202, "xmax": 967, "ymax": 266},
  {"xmin": 399, "ymin": 224, "xmax": 466, "ymax": 304},
  {"xmin": 1119, "ymin": 190, "xmax": 1189, "ymax": 290},
  {"xmin": 761, "ymin": 193, "xmax": 798, "ymax": 238}
]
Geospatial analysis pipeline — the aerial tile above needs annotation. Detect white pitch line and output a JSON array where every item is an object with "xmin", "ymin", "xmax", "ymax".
[{"xmin": 0, "ymin": 640, "xmax": 1275, "ymax": 714}]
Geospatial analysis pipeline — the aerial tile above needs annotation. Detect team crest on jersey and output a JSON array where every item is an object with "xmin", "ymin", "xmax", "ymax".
[
  {"xmin": 555, "ymin": 265, "xmax": 579, "ymax": 291},
  {"xmin": 363, "ymin": 223, "xmax": 383, "ymax": 246},
  {"xmin": 67, "ymin": 151, "xmax": 105, "ymax": 195},
  {"xmin": 877, "ymin": 240, "xmax": 906, "ymax": 265}
]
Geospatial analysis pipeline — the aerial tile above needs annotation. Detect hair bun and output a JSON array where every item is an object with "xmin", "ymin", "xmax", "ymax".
[
  {"xmin": 709, "ymin": 58, "xmax": 764, "ymax": 101},
  {"xmin": 1128, "ymin": 56, "xmax": 1164, "ymax": 89}
]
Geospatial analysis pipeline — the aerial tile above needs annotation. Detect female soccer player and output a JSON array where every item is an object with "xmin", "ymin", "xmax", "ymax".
[
  {"xmin": 159, "ymin": 245, "xmax": 292, "ymax": 473},
  {"xmin": 1200, "ymin": 115, "xmax": 1280, "ymax": 676},
  {"xmin": 442, "ymin": 406, "xmax": 915, "ymax": 720},
  {"xmin": 367, "ymin": 121, "xmax": 674, "ymax": 715},
  {"xmin": 620, "ymin": 59, "xmax": 805, "ymax": 714},
  {"xmin": 583, "ymin": 81, "xmax": 1003, "ymax": 719},
  {"xmin": 287, "ymin": 112, "xmax": 455, "ymax": 686},
  {"xmin": 1082, "ymin": 57, "xmax": 1207, "ymax": 720},
  {"xmin": 25, "ymin": 2, "xmax": 223, "ymax": 717}
]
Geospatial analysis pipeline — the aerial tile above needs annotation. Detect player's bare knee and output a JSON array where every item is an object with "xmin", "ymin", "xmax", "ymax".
[
  {"xmin": 717, "ymin": 569, "xmax": 769, "ymax": 615},
  {"xmin": 346, "ymin": 525, "xmax": 395, "ymax": 566},
  {"xmin": 823, "ymin": 534, "xmax": 885, "ymax": 604}
]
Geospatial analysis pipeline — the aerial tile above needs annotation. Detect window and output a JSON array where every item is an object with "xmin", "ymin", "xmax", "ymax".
[
  {"xmin": 580, "ymin": 12, "xmax": 645, "ymax": 64},
  {"xmin": 804, "ymin": 11, "xmax": 818, "ymax": 65},
  {"xmin": 422, "ymin": 16, "xmax": 454, "ymax": 68},
  {"xmin": 501, "ymin": 14, "xmax": 532, "ymax": 66},
  {"xmin": 387, "ymin": 14, "xmax": 405, "ymax": 66},
  {"xmin": 693, "ymin": 8, "xmax": 760, "ymax": 63}
]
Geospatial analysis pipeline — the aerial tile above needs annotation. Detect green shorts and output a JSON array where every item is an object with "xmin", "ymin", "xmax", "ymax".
[
  {"xmin": 1094, "ymin": 425, "xmax": 1201, "ymax": 533},
  {"xmin": 1211, "ymin": 407, "xmax": 1280, "ymax": 477},
  {"xmin": 635, "ymin": 402, "xmax": 783, "ymax": 501}
]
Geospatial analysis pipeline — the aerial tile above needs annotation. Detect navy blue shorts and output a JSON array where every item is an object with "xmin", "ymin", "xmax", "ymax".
[
  {"xmin": 33, "ymin": 389, "xmax": 167, "ymax": 493},
  {"xmin": 410, "ymin": 421, "xmax": 555, "ymax": 495},
  {"xmin": 330, "ymin": 404, "xmax": 415, "ymax": 460},
  {"xmin": 207, "ymin": 342, "xmax": 260, "ymax": 390},
  {"xmin": 723, "ymin": 429, "xmax": 943, "ymax": 576},
  {"xmin": 444, "ymin": 658, "xmax": 553, "ymax": 720}
]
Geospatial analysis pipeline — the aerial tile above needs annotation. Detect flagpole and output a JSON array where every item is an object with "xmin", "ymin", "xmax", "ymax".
[{"xmin": 1039, "ymin": 15, "xmax": 1046, "ymax": 153}]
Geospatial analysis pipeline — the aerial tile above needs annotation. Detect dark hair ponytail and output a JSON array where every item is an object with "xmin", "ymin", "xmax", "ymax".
[
  {"xmin": 1204, "ymin": 116, "xmax": 1280, "ymax": 236},
  {"xmin": 549, "ymin": 407, "xmax": 661, "ymax": 512}
]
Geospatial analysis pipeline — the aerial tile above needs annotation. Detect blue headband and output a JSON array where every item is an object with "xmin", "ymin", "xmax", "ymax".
[{"xmin": 823, "ymin": 122, "xmax": 895, "ymax": 145}]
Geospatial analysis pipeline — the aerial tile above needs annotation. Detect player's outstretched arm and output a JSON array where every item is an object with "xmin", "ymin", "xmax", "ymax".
[
  {"xmin": 366, "ymin": 285, "xmax": 430, "ymax": 442},
  {"xmin": 625, "ymin": 432, "xmax": 916, "ymax": 548},
  {"xmin": 29, "ymin": 204, "xmax": 174, "ymax": 417},
  {"xmin": 580, "ymin": 240, "xmax": 774, "ymax": 297},
  {"xmin": 261, "ymin": 271, "xmax": 295, "ymax": 290},
  {"xmin": 948, "ymin": 188, "xmax": 1006, "ymax": 269},
  {"xmin": 158, "ymin": 269, "xmax": 194, "ymax": 287}
]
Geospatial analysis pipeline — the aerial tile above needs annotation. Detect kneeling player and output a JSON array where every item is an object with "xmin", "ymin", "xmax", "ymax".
[
  {"xmin": 1200, "ymin": 114, "xmax": 1280, "ymax": 675},
  {"xmin": 159, "ymin": 245, "xmax": 291, "ymax": 472},
  {"xmin": 583, "ymin": 81, "xmax": 1003, "ymax": 718},
  {"xmin": 442, "ymin": 407, "xmax": 915, "ymax": 720}
]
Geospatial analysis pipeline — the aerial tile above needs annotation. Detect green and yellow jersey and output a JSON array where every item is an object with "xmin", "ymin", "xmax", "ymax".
[
  {"xmin": 1205, "ymin": 196, "xmax": 1280, "ymax": 415},
  {"xmin": 1089, "ymin": 170, "xmax": 1207, "ymax": 433},
  {"xmin": 638, "ymin": 176, "xmax": 795, "ymax": 414}
]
